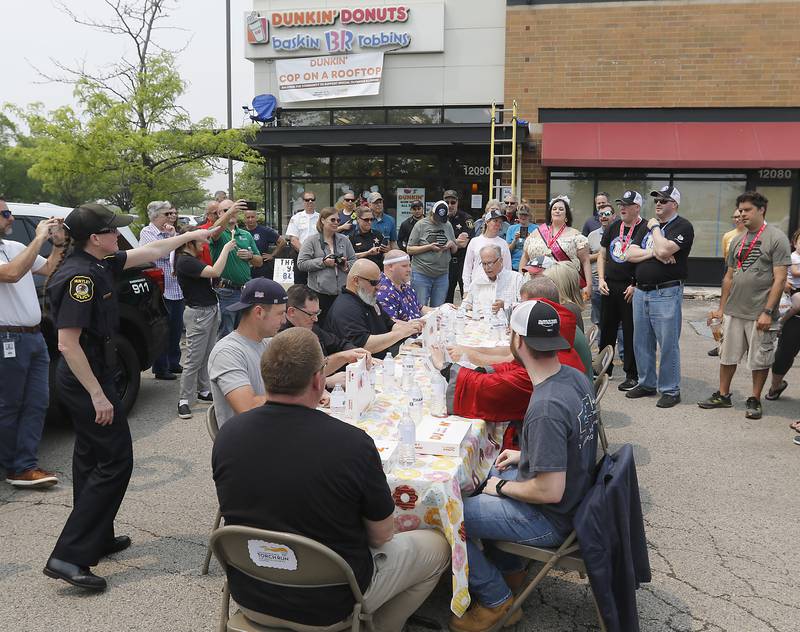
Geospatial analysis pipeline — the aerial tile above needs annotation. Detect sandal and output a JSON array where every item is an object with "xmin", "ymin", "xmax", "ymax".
[
  {"xmin": 789, "ymin": 420, "xmax": 800, "ymax": 433},
  {"xmin": 765, "ymin": 380, "xmax": 788, "ymax": 401}
]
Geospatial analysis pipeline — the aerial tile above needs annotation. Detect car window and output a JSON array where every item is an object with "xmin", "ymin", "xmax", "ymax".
[{"xmin": 12, "ymin": 217, "xmax": 55, "ymax": 257}]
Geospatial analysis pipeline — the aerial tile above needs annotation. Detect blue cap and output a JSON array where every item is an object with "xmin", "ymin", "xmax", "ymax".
[{"xmin": 226, "ymin": 278, "xmax": 288, "ymax": 312}]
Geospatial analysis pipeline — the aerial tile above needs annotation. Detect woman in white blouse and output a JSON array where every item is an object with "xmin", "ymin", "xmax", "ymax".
[
  {"xmin": 462, "ymin": 200, "xmax": 512, "ymax": 289},
  {"xmin": 519, "ymin": 195, "xmax": 592, "ymax": 300}
]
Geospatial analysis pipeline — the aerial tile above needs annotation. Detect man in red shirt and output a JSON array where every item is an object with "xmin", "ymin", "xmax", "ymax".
[{"xmin": 197, "ymin": 200, "xmax": 220, "ymax": 265}]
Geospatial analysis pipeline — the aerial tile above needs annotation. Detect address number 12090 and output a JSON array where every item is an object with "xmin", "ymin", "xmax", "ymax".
[
  {"xmin": 758, "ymin": 169, "xmax": 792, "ymax": 179},
  {"xmin": 462, "ymin": 166, "xmax": 489, "ymax": 176}
]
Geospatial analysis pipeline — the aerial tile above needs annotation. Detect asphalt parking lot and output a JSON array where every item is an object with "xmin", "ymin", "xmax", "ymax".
[{"xmin": 1, "ymin": 298, "xmax": 798, "ymax": 631}]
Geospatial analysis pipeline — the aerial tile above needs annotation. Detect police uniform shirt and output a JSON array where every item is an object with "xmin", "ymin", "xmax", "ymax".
[
  {"xmin": 47, "ymin": 249, "xmax": 127, "ymax": 371},
  {"xmin": 448, "ymin": 211, "xmax": 474, "ymax": 261},
  {"xmin": 349, "ymin": 229, "xmax": 384, "ymax": 268}
]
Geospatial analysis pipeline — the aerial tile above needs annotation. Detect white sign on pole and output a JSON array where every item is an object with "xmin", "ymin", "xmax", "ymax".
[
  {"xmin": 396, "ymin": 187, "xmax": 425, "ymax": 225},
  {"xmin": 273, "ymin": 259, "xmax": 295, "ymax": 286},
  {"xmin": 275, "ymin": 52, "xmax": 384, "ymax": 103}
]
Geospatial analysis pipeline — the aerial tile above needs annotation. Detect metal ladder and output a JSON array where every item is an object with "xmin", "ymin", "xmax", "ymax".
[{"xmin": 489, "ymin": 100, "xmax": 518, "ymax": 202}]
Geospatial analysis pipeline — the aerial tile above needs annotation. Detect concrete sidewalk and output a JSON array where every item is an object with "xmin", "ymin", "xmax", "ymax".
[{"xmin": 1, "ymin": 298, "xmax": 798, "ymax": 631}]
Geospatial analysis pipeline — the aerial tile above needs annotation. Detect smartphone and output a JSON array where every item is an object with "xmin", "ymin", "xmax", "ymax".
[
  {"xmin": 519, "ymin": 226, "xmax": 529, "ymax": 239},
  {"xmin": 381, "ymin": 236, "xmax": 390, "ymax": 246},
  {"xmin": 244, "ymin": 200, "xmax": 258, "ymax": 210}
]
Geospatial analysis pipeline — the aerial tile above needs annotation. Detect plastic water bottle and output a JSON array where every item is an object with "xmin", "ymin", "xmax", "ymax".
[
  {"xmin": 397, "ymin": 409, "xmax": 416, "ymax": 467},
  {"xmin": 431, "ymin": 373, "xmax": 447, "ymax": 417},
  {"xmin": 330, "ymin": 384, "xmax": 346, "ymax": 417},
  {"xmin": 456, "ymin": 306, "xmax": 466, "ymax": 334},
  {"xmin": 383, "ymin": 352, "xmax": 395, "ymax": 390},
  {"xmin": 401, "ymin": 355, "xmax": 415, "ymax": 390},
  {"xmin": 408, "ymin": 385, "xmax": 424, "ymax": 424}
]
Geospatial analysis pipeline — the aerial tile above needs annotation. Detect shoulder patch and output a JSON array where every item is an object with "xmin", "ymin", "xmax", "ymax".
[
  {"xmin": 466, "ymin": 219, "xmax": 475, "ymax": 229},
  {"xmin": 69, "ymin": 276, "xmax": 94, "ymax": 302}
]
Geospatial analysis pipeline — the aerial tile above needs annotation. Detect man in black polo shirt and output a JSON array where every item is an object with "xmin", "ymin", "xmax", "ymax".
[
  {"xmin": 350, "ymin": 206, "xmax": 387, "ymax": 268},
  {"xmin": 624, "ymin": 185, "xmax": 694, "ymax": 408},
  {"xmin": 397, "ymin": 200, "xmax": 424, "ymax": 251},
  {"xmin": 597, "ymin": 190, "xmax": 649, "ymax": 391},
  {"xmin": 212, "ymin": 328, "xmax": 450, "ymax": 630},
  {"xmin": 323, "ymin": 260, "xmax": 421, "ymax": 358},
  {"xmin": 444, "ymin": 190, "xmax": 474, "ymax": 303}
]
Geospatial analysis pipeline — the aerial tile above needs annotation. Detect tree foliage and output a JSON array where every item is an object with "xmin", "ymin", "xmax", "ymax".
[{"xmin": 6, "ymin": 0, "xmax": 259, "ymax": 214}]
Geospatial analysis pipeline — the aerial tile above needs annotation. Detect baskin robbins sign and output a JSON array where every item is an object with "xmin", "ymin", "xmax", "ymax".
[{"xmin": 244, "ymin": 1, "xmax": 444, "ymax": 59}]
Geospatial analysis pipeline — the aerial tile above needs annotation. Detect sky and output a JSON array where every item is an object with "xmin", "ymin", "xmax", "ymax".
[{"xmin": 3, "ymin": 0, "xmax": 257, "ymax": 196}]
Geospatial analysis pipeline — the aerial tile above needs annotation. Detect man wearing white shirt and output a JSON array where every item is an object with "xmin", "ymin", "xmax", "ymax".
[
  {"xmin": 0, "ymin": 199, "xmax": 66, "ymax": 488},
  {"xmin": 463, "ymin": 245, "xmax": 524, "ymax": 314},
  {"xmin": 285, "ymin": 191, "xmax": 320, "ymax": 285}
]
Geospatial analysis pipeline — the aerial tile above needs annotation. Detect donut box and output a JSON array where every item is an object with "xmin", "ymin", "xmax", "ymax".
[
  {"xmin": 414, "ymin": 417, "xmax": 473, "ymax": 457},
  {"xmin": 374, "ymin": 440, "xmax": 399, "ymax": 471}
]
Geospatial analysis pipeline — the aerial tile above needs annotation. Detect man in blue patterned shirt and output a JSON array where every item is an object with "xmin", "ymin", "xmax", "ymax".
[{"xmin": 376, "ymin": 250, "xmax": 432, "ymax": 321}]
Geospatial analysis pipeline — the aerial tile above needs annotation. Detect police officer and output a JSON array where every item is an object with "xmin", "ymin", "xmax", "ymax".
[
  {"xmin": 43, "ymin": 204, "xmax": 219, "ymax": 591},
  {"xmin": 443, "ymin": 190, "xmax": 474, "ymax": 303}
]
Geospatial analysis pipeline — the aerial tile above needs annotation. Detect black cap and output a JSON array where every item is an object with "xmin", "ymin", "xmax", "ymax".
[
  {"xmin": 63, "ymin": 204, "xmax": 133, "ymax": 240},
  {"xmin": 615, "ymin": 190, "xmax": 643, "ymax": 206},
  {"xmin": 226, "ymin": 278, "xmax": 288, "ymax": 312},
  {"xmin": 443, "ymin": 189, "xmax": 459, "ymax": 200},
  {"xmin": 510, "ymin": 300, "xmax": 570, "ymax": 352},
  {"xmin": 649, "ymin": 185, "xmax": 681, "ymax": 205},
  {"xmin": 432, "ymin": 200, "xmax": 449, "ymax": 222}
]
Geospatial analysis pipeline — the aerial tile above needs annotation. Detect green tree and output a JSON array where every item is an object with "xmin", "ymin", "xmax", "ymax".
[
  {"xmin": 233, "ymin": 161, "xmax": 268, "ymax": 209},
  {"xmin": 12, "ymin": 0, "xmax": 258, "ymax": 214},
  {"xmin": 0, "ymin": 113, "xmax": 45, "ymax": 202}
]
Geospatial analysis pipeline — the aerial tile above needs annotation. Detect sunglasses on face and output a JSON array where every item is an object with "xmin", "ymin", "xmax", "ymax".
[
  {"xmin": 360, "ymin": 217, "xmax": 374, "ymax": 222},
  {"xmin": 304, "ymin": 198, "xmax": 316, "ymax": 202},
  {"xmin": 344, "ymin": 198, "xmax": 356, "ymax": 202},
  {"xmin": 357, "ymin": 276, "xmax": 380, "ymax": 287},
  {"xmin": 328, "ymin": 217, "xmax": 340, "ymax": 223},
  {"xmin": 654, "ymin": 198, "xmax": 673, "ymax": 205},
  {"xmin": 0, "ymin": 210, "xmax": 11, "ymax": 219},
  {"xmin": 599, "ymin": 212, "xmax": 613, "ymax": 218},
  {"xmin": 504, "ymin": 201, "xmax": 516, "ymax": 206}
]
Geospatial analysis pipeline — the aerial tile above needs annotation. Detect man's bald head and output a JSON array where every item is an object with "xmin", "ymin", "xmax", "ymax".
[
  {"xmin": 205, "ymin": 200, "xmax": 220, "ymax": 222},
  {"xmin": 383, "ymin": 249, "xmax": 411, "ymax": 286},
  {"xmin": 520, "ymin": 277, "xmax": 559, "ymax": 303},
  {"xmin": 347, "ymin": 259, "xmax": 381, "ymax": 305}
]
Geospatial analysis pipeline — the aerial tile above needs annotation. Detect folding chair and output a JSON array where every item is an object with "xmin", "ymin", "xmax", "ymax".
[
  {"xmin": 587, "ymin": 324, "xmax": 599, "ymax": 349},
  {"xmin": 488, "ymin": 416, "xmax": 610, "ymax": 632},
  {"xmin": 594, "ymin": 372, "xmax": 610, "ymax": 404},
  {"xmin": 202, "ymin": 404, "xmax": 223, "ymax": 576},
  {"xmin": 592, "ymin": 344, "xmax": 614, "ymax": 378},
  {"xmin": 210, "ymin": 525, "xmax": 376, "ymax": 632}
]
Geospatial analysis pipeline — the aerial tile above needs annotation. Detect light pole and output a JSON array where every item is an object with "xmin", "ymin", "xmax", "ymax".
[{"xmin": 226, "ymin": 0, "xmax": 234, "ymax": 198}]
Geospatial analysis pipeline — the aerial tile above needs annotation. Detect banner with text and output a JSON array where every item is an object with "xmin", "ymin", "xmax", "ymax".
[
  {"xmin": 275, "ymin": 52, "xmax": 384, "ymax": 102},
  {"xmin": 396, "ymin": 187, "xmax": 425, "ymax": 225}
]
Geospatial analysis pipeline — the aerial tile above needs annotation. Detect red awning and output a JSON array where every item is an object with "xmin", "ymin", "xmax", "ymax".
[{"xmin": 541, "ymin": 121, "xmax": 800, "ymax": 168}]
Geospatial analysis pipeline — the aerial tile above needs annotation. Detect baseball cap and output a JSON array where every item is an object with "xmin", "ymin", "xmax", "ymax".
[
  {"xmin": 443, "ymin": 189, "xmax": 459, "ymax": 200},
  {"xmin": 523, "ymin": 255, "xmax": 555, "ymax": 275},
  {"xmin": 432, "ymin": 200, "xmax": 449, "ymax": 222},
  {"xmin": 63, "ymin": 204, "xmax": 133, "ymax": 240},
  {"xmin": 410, "ymin": 200, "xmax": 423, "ymax": 209},
  {"xmin": 367, "ymin": 192, "xmax": 383, "ymax": 204},
  {"xmin": 510, "ymin": 300, "xmax": 571, "ymax": 352},
  {"xmin": 226, "ymin": 278, "xmax": 288, "ymax": 312},
  {"xmin": 615, "ymin": 190, "xmax": 643, "ymax": 206},
  {"xmin": 649, "ymin": 185, "xmax": 681, "ymax": 205},
  {"xmin": 483, "ymin": 208, "xmax": 504, "ymax": 222}
]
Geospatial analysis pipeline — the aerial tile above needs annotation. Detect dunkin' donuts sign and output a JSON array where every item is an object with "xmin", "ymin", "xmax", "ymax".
[{"xmin": 245, "ymin": 1, "xmax": 444, "ymax": 58}]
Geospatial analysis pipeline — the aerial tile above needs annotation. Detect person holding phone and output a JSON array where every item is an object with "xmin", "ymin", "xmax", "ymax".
[
  {"xmin": 349, "ymin": 206, "xmax": 386, "ymax": 269},
  {"xmin": 505, "ymin": 203, "xmax": 537, "ymax": 271}
]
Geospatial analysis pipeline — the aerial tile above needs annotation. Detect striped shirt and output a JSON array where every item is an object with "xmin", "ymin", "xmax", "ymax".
[{"xmin": 139, "ymin": 223, "xmax": 184, "ymax": 300}]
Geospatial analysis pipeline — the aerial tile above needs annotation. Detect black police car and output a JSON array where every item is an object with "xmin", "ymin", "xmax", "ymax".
[{"xmin": 7, "ymin": 203, "xmax": 168, "ymax": 421}]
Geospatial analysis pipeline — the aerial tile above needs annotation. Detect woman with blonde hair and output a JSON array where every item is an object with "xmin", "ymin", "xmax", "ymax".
[{"xmin": 544, "ymin": 261, "xmax": 585, "ymax": 332}]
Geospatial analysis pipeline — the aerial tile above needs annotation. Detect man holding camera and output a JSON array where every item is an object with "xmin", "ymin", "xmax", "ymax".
[
  {"xmin": 350, "ymin": 206, "xmax": 388, "ymax": 269},
  {"xmin": 210, "ymin": 200, "xmax": 263, "ymax": 339}
]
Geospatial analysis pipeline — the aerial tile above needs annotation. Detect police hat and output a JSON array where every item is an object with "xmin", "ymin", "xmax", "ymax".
[{"xmin": 63, "ymin": 204, "xmax": 133, "ymax": 240}]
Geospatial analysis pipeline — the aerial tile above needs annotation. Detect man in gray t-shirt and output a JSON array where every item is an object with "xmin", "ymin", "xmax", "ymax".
[
  {"xmin": 207, "ymin": 278, "xmax": 288, "ymax": 427},
  {"xmin": 406, "ymin": 202, "xmax": 468, "ymax": 308},
  {"xmin": 453, "ymin": 300, "xmax": 598, "ymax": 632}
]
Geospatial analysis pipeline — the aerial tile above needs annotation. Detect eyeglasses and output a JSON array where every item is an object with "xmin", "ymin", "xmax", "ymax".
[
  {"xmin": 360, "ymin": 217, "xmax": 374, "ymax": 222},
  {"xmin": 343, "ymin": 198, "xmax": 356, "ymax": 202},
  {"xmin": 327, "ymin": 216, "xmax": 340, "ymax": 223},
  {"xmin": 481, "ymin": 257, "xmax": 501, "ymax": 267},
  {"xmin": 654, "ymin": 198, "xmax": 673, "ymax": 205},
  {"xmin": 599, "ymin": 212, "xmax": 613, "ymax": 218},
  {"xmin": 296, "ymin": 305, "xmax": 322, "ymax": 318},
  {"xmin": 95, "ymin": 227, "xmax": 119, "ymax": 235},
  {"xmin": 357, "ymin": 276, "xmax": 380, "ymax": 287},
  {"xmin": 0, "ymin": 210, "xmax": 11, "ymax": 219},
  {"xmin": 304, "ymin": 198, "xmax": 316, "ymax": 202},
  {"xmin": 163, "ymin": 211, "xmax": 177, "ymax": 216},
  {"xmin": 446, "ymin": 200, "xmax": 457, "ymax": 205},
  {"xmin": 504, "ymin": 201, "xmax": 517, "ymax": 206}
]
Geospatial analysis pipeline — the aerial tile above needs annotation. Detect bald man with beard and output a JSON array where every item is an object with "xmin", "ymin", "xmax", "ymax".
[{"xmin": 322, "ymin": 260, "xmax": 421, "ymax": 358}]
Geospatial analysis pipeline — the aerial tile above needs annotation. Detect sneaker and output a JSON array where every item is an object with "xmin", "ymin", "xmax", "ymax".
[
  {"xmin": 625, "ymin": 385, "xmax": 657, "ymax": 399},
  {"xmin": 154, "ymin": 372, "xmax": 177, "ymax": 381},
  {"xmin": 170, "ymin": 365, "xmax": 184, "ymax": 374},
  {"xmin": 793, "ymin": 435, "xmax": 800, "ymax": 446},
  {"xmin": 618, "ymin": 378, "xmax": 638, "ymax": 392},
  {"xmin": 177, "ymin": 404, "xmax": 193, "ymax": 419},
  {"xmin": 6, "ymin": 468, "xmax": 59, "ymax": 488},
  {"xmin": 698, "ymin": 391, "xmax": 732, "ymax": 409},
  {"xmin": 656, "ymin": 393, "xmax": 681, "ymax": 408},
  {"xmin": 196, "ymin": 392, "xmax": 213, "ymax": 403},
  {"xmin": 707, "ymin": 347, "xmax": 720, "ymax": 357},
  {"xmin": 745, "ymin": 397, "xmax": 762, "ymax": 420}
]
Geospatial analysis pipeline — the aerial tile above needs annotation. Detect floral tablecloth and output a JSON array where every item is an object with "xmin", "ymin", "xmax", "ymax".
[{"xmin": 346, "ymin": 359, "xmax": 505, "ymax": 616}]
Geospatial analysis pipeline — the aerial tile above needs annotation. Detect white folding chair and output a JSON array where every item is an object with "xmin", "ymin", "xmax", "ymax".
[{"xmin": 202, "ymin": 404, "xmax": 223, "ymax": 576}]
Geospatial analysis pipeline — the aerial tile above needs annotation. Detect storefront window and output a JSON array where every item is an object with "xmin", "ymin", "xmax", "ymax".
[
  {"xmin": 280, "ymin": 110, "xmax": 330, "ymax": 127},
  {"xmin": 280, "ymin": 181, "xmax": 331, "ymax": 227},
  {"xmin": 444, "ymin": 107, "xmax": 493, "ymax": 124},
  {"xmin": 387, "ymin": 108, "xmax": 442, "ymax": 125},
  {"xmin": 332, "ymin": 109, "xmax": 386, "ymax": 125},
  {"xmin": 333, "ymin": 154, "xmax": 385, "ymax": 178},
  {"xmin": 754, "ymin": 185, "xmax": 791, "ymax": 240},
  {"xmin": 387, "ymin": 155, "xmax": 439, "ymax": 177},
  {"xmin": 281, "ymin": 155, "xmax": 331, "ymax": 178},
  {"xmin": 548, "ymin": 178, "xmax": 595, "ymax": 228}
]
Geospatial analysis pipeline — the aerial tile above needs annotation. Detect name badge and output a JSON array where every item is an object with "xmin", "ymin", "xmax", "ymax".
[{"xmin": 3, "ymin": 341, "xmax": 15, "ymax": 359}]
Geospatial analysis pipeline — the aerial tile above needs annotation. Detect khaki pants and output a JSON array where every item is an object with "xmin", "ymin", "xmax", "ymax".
[{"xmin": 363, "ymin": 530, "xmax": 451, "ymax": 632}]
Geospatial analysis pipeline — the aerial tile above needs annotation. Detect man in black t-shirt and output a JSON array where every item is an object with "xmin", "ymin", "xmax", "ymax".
[
  {"xmin": 444, "ymin": 190, "xmax": 474, "ymax": 303},
  {"xmin": 212, "ymin": 328, "xmax": 449, "ymax": 630},
  {"xmin": 397, "ymin": 200, "xmax": 424, "ymax": 251},
  {"xmin": 624, "ymin": 186, "xmax": 694, "ymax": 408},
  {"xmin": 597, "ymin": 191, "xmax": 649, "ymax": 390},
  {"xmin": 349, "ymin": 206, "xmax": 387, "ymax": 268}
]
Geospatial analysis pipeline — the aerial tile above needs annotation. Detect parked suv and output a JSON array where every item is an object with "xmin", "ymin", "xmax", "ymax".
[{"xmin": 6, "ymin": 203, "xmax": 168, "ymax": 420}]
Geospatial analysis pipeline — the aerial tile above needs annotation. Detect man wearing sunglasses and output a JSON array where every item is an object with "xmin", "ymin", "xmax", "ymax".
[
  {"xmin": 0, "ymin": 199, "xmax": 66, "ymax": 489},
  {"xmin": 623, "ymin": 186, "xmax": 694, "ymax": 408},
  {"xmin": 586, "ymin": 203, "xmax": 616, "ymax": 327},
  {"xmin": 286, "ymin": 191, "xmax": 320, "ymax": 285},
  {"xmin": 337, "ymin": 192, "xmax": 358, "ymax": 235},
  {"xmin": 324, "ymin": 259, "xmax": 421, "ymax": 358}
]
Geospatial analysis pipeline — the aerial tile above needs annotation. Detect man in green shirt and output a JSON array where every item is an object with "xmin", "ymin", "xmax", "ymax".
[{"xmin": 210, "ymin": 200, "xmax": 263, "ymax": 339}]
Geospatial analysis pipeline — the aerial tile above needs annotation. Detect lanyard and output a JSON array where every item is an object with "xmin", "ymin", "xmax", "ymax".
[
  {"xmin": 643, "ymin": 213, "xmax": 678, "ymax": 246},
  {"xmin": 736, "ymin": 222, "xmax": 767, "ymax": 269},
  {"xmin": 543, "ymin": 223, "xmax": 566, "ymax": 249},
  {"xmin": 618, "ymin": 217, "xmax": 642, "ymax": 254}
]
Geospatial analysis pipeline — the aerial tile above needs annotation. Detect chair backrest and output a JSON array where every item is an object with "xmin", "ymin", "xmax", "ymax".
[
  {"xmin": 206, "ymin": 404, "xmax": 219, "ymax": 442},
  {"xmin": 592, "ymin": 345, "xmax": 613, "ymax": 376},
  {"xmin": 251, "ymin": 94, "xmax": 277, "ymax": 123},
  {"xmin": 594, "ymin": 372, "xmax": 609, "ymax": 403},
  {"xmin": 587, "ymin": 324, "xmax": 599, "ymax": 348},
  {"xmin": 210, "ymin": 525, "xmax": 365, "ymax": 598}
]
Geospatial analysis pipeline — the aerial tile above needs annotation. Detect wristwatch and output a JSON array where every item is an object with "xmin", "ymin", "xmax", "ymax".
[
  {"xmin": 495, "ymin": 479, "xmax": 509, "ymax": 498},
  {"xmin": 762, "ymin": 308, "xmax": 775, "ymax": 316}
]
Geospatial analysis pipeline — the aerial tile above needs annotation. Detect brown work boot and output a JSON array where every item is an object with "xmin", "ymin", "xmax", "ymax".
[
  {"xmin": 503, "ymin": 570, "xmax": 528, "ymax": 595},
  {"xmin": 449, "ymin": 596, "xmax": 522, "ymax": 632},
  {"xmin": 5, "ymin": 468, "xmax": 58, "ymax": 488}
]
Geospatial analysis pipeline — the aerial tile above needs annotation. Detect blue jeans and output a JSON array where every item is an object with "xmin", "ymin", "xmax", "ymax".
[
  {"xmin": 153, "ymin": 298, "xmax": 184, "ymax": 375},
  {"xmin": 633, "ymin": 284, "xmax": 683, "ymax": 395},
  {"xmin": 215, "ymin": 288, "xmax": 241, "ymax": 340},
  {"xmin": 0, "ymin": 332, "xmax": 49, "ymax": 474},
  {"xmin": 463, "ymin": 466, "xmax": 563, "ymax": 607},
  {"xmin": 411, "ymin": 270, "xmax": 448, "ymax": 308}
]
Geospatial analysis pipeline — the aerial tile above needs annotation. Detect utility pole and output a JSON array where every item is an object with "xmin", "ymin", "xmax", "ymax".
[{"xmin": 226, "ymin": 0, "xmax": 234, "ymax": 198}]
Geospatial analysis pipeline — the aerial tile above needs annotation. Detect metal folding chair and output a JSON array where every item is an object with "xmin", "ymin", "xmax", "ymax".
[
  {"xmin": 210, "ymin": 525, "xmax": 376, "ymax": 632},
  {"xmin": 202, "ymin": 404, "xmax": 223, "ymax": 576},
  {"xmin": 594, "ymin": 372, "xmax": 610, "ymax": 404},
  {"xmin": 592, "ymin": 344, "xmax": 614, "ymax": 378},
  {"xmin": 587, "ymin": 324, "xmax": 599, "ymax": 349}
]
